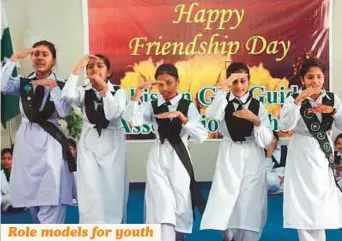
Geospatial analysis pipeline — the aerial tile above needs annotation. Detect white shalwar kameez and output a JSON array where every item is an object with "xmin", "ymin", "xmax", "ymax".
[
  {"xmin": 62, "ymin": 74, "xmax": 129, "ymax": 224},
  {"xmin": 1, "ymin": 60, "xmax": 74, "ymax": 223},
  {"xmin": 200, "ymin": 90, "xmax": 273, "ymax": 241},
  {"xmin": 279, "ymin": 91, "xmax": 342, "ymax": 241},
  {"xmin": 122, "ymin": 93, "xmax": 207, "ymax": 240}
]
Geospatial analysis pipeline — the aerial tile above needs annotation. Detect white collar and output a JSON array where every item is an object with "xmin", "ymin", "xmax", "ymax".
[
  {"xmin": 299, "ymin": 88, "xmax": 332, "ymax": 102},
  {"xmin": 228, "ymin": 91, "xmax": 250, "ymax": 103},
  {"xmin": 84, "ymin": 81, "xmax": 115, "ymax": 92},
  {"xmin": 27, "ymin": 72, "xmax": 57, "ymax": 80},
  {"xmin": 157, "ymin": 93, "xmax": 182, "ymax": 107}
]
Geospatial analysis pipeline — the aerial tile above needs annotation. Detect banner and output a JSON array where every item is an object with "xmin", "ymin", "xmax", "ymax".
[
  {"xmin": 85, "ymin": 0, "xmax": 331, "ymax": 140},
  {"xmin": 1, "ymin": 224, "xmax": 161, "ymax": 241}
]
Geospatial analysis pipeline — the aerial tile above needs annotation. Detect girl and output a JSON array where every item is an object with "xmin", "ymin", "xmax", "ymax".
[
  {"xmin": 335, "ymin": 134, "xmax": 342, "ymax": 188},
  {"xmin": 122, "ymin": 63, "xmax": 207, "ymax": 241},
  {"xmin": 200, "ymin": 62, "xmax": 273, "ymax": 241},
  {"xmin": 1, "ymin": 40, "xmax": 74, "ymax": 223},
  {"xmin": 279, "ymin": 58, "xmax": 342, "ymax": 241},
  {"xmin": 1, "ymin": 148, "xmax": 12, "ymax": 212},
  {"xmin": 62, "ymin": 55, "xmax": 128, "ymax": 223},
  {"xmin": 265, "ymin": 131, "xmax": 293, "ymax": 195}
]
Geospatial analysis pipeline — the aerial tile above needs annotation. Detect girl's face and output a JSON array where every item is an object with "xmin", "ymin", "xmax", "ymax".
[
  {"xmin": 156, "ymin": 73, "xmax": 179, "ymax": 101},
  {"xmin": 31, "ymin": 45, "xmax": 55, "ymax": 74},
  {"xmin": 336, "ymin": 138, "xmax": 342, "ymax": 153},
  {"xmin": 301, "ymin": 66, "xmax": 324, "ymax": 89},
  {"xmin": 230, "ymin": 70, "xmax": 249, "ymax": 97},
  {"xmin": 86, "ymin": 58, "xmax": 111, "ymax": 83}
]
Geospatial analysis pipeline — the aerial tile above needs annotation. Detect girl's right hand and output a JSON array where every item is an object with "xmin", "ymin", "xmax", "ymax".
[
  {"xmin": 131, "ymin": 75, "xmax": 162, "ymax": 101},
  {"xmin": 217, "ymin": 73, "xmax": 248, "ymax": 90},
  {"xmin": 294, "ymin": 86, "xmax": 322, "ymax": 105},
  {"xmin": 73, "ymin": 55, "xmax": 98, "ymax": 75},
  {"xmin": 10, "ymin": 48, "xmax": 37, "ymax": 62}
]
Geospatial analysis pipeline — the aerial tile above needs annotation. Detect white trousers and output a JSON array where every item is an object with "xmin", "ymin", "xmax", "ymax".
[
  {"xmin": 161, "ymin": 224, "xmax": 175, "ymax": 241},
  {"xmin": 298, "ymin": 230, "xmax": 326, "ymax": 241},
  {"xmin": 29, "ymin": 205, "xmax": 66, "ymax": 224},
  {"xmin": 223, "ymin": 229, "xmax": 260, "ymax": 241}
]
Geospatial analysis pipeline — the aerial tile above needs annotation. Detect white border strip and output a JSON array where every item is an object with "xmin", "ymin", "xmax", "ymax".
[
  {"xmin": 329, "ymin": 0, "xmax": 333, "ymax": 91},
  {"xmin": 82, "ymin": 0, "xmax": 89, "ymax": 55}
]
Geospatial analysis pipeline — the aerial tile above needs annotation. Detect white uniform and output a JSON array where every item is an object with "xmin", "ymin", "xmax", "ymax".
[
  {"xmin": 1, "ymin": 169, "xmax": 11, "ymax": 211},
  {"xmin": 1, "ymin": 61, "xmax": 74, "ymax": 223},
  {"xmin": 62, "ymin": 74, "xmax": 129, "ymax": 224},
  {"xmin": 279, "ymin": 91, "xmax": 342, "ymax": 241},
  {"xmin": 122, "ymin": 94, "xmax": 207, "ymax": 235},
  {"xmin": 200, "ymin": 90, "xmax": 273, "ymax": 241},
  {"xmin": 266, "ymin": 147, "xmax": 286, "ymax": 194}
]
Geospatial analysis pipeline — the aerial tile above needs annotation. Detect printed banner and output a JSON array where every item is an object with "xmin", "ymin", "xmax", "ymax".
[
  {"xmin": 1, "ymin": 224, "xmax": 161, "ymax": 241},
  {"xmin": 85, "ymin": 0, "xmax": 331, "ymax": 140}
]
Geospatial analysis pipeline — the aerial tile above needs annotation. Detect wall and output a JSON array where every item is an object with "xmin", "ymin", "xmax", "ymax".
[{"xmin": 1, "ymin": 0, "xmax": 341, "ymax": 182}]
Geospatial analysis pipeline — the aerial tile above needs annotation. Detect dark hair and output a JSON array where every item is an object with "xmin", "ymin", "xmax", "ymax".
[
  {"xmin": 68, "ymin": 139, "xmax": 77, "ymax": 149},
  {"xmin": 32, "ymin": 40, "xmax": 56, "ymax": 59},
  {"xmin": 298, "ymin": 58, "xmax": 326, "ymax": 78},
  {"xmin": 154, "ymin": 63, "xmax": 179, "ymax": 80},
  {"xmin": 335, "ymin": 133, "xmax": 342, "ymax": 146},
  {"xmin": 226, "ymin": 62, "xmax": 250, "ymax": 80},
  {"xmin": 86, "ymin": 54, "xmax": 113, "ymax": 79},
  {"xmin": 1, "ymin": 148, "xmax": 12, "ymax": 156}
]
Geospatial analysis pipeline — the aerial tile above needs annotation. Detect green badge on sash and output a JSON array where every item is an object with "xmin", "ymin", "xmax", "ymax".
[{"xmin": 293, "ymin": 92, "xmax": 335, "ymax": 165}]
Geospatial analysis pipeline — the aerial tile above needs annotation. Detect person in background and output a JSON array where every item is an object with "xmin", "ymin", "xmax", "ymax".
[
  {"xmin": 1, "ymin": 148, "xmax": 13, "ymax": 212},
  {"xmin": 1, "ymin": 148, "xmax": 12, "ymax": 181},
  {"xmin": 334, "ymin": 134, "xmax": 342, "ymax": 188},
  {"xmin": 1, "ymin": 148, "xmax": 26, "ymax": 213},
  {"xmin": 265, "ymin": 131, "xmax": 293, "ymax": 194},
  {"xmin": 68, "ymin": 138, "xmax": 78, "ymax": 205},
  {"xmin": 68, "ymin": 138, "xmax": 77, "ymax": 159}
]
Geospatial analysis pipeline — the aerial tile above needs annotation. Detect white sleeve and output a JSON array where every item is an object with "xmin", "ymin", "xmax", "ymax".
[
  {"xmin": 102, "ymin": 88, "xmax": 127, "ymax": 120},
  {"xmin": 253, "ymin": 102, "xmax": 274, "ymax": 148},
  {"xmin": 205, "ymin": 89, "xmax": 228, "ymax": 121},
  {"xmin": 121, "ymin": 100, "xmax": 152, "ymax": 126},
  {"xmin": 183, "ymin": 103, "xmax": 208, "ymax": 144},
  {"xmin": 61, "ymin": 74, "xmax": 85, "ymax": 108},
  {"xmin": 50, "ymin": 81, "xmax": 72, "ymax": 118},
  {"xmin": 1, "ymin": 60, "xmax": 20, "ymax": 96},
  {"xmin": 279, "ymin": 96, "xmax": 301, "ymax": 131}
]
